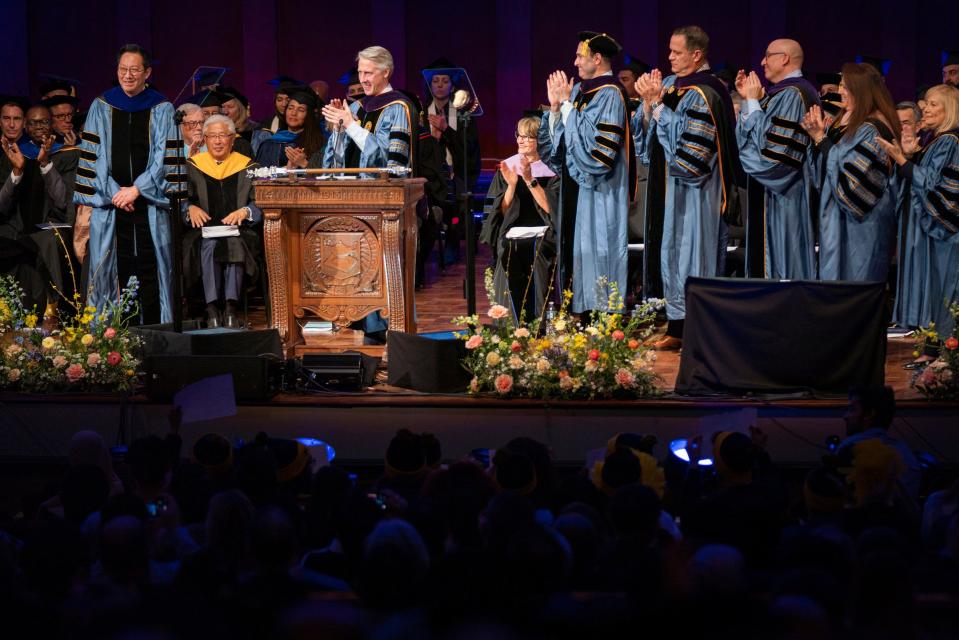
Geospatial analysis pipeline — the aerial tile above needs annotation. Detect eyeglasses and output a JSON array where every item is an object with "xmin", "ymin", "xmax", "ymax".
[
  {"xmin": 515, "ymin": 131, "xmax": 534, "ymax": 141},
  {"xmin": 183, "ymin": 120, "xmax": 204, "ymax": 128},
  {"xmin": 204, "ymin": 133, "xmax": 233, "ymax": 141},
  {"xmin": 52, "ymin": 112, "xmax": 74, "ymax": 121},
  {"xmin": 763, "ymin": 51, "xmax": 787, "ymax": 60},
  {"xmin": 27, "ymin": 119, "xmax": 51, "ymax": 126},
  {"xmin": 118, "ymin": 66, "xmax": 145, "ymax": 76}
]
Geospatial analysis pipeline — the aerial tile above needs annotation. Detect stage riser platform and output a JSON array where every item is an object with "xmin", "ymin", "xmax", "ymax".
[{"xmin": 2, "ymin": 401, "xmax": 956, "ymax": 467}]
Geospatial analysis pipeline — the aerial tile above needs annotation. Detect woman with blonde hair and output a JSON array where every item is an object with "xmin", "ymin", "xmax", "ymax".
[
  {"xmin": 878, "ymin": 84, "xmax": 959, "ymax": 341},
  {"xmin": 480, "ymin": 115, "xmax": 558, "ymax": 322},
  {"xmin": 802, "ymin": 62, "xmax": 901, "ymax": 282}
]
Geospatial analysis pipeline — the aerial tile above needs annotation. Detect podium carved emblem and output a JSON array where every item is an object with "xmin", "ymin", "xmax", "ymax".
[{"xmin": 302, "ymin": 216, "xmax": 380, "ymax": 295}]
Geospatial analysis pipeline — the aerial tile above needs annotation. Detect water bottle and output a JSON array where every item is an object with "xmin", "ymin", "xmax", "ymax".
[{"xmin": 545, "ymin": 301, "xmax": 557, "ymax": 335}]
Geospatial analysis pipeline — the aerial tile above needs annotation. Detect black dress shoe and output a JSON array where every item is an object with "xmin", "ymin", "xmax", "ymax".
[{"xmin": 206, "ymin": 306, "xmax": 221, "ymax": 328}]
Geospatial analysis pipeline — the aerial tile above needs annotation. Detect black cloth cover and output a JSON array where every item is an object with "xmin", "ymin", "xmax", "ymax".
[{"xmin": 675, "ymin": 277, "xmax": 886, "ymax": 397}]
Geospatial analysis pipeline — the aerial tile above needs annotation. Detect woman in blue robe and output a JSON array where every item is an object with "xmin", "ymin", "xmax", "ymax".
[
  {"xmin": 879, "ymin": 84, "xmax": 959, "ymax": 336},
  {"xmin": 802, "ymin": 63, "xmax": 900, "ymax": 283}
]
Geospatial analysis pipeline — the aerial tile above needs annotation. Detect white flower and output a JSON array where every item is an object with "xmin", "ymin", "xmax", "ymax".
[
  {"xmin": 586, "ymin": 326, "xmax": 600, "ymax": 336},
  {"xmin": 491, "ymin": 335, "xmax": 501, "ymax": 344},
  {"xmin": 508, "ymin": 355, "xmax": 524, "ymax": 370},
  {"xmin": 513, "ymin": 327, "xmax": 530, "ymax": 338},
  {"xmin": 7, "ymin": 368, "xmax": 20, "ymax": 382},
  {"xmin": 536, "ymin": 358, "xmax": 551, "ymax": 374},
  {"xmin": 584, "ymin": 360, "xmax": 599, "ymax": 373}
]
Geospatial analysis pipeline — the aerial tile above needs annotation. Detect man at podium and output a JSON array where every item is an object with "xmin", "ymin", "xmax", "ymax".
[{"xmin": 319, "ymin": 45, "xmax": 419, "ymax": 341}]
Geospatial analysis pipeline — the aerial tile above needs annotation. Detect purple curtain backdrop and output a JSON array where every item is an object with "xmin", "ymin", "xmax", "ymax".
[{"xmin": 2, "ymin": 0, "xmax": 953, "ymax": 159}]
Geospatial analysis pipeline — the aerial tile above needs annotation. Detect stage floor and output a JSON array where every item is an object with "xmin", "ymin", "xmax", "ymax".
[{"xmin": 6, "ymin": 244, "xmax": 953, "ymax": 466}]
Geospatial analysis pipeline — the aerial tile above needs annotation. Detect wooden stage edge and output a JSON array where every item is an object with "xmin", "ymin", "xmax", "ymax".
[{"xmin": 0, "ymin": 335, "xmax": 956, "ymax": 467}]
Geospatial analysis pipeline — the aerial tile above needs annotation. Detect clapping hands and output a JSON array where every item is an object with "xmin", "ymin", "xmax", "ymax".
[
  {"xmin": 635, "ymin": 69, "xmax": 664, "ymax": 103},
  {"xmin": 741, "ymin": 71, "xmax": 764, "ymax": 101},
  {"xmin": 546, "ymin": 71, "xmax": 574, "ymax": 110},
  {"xmin": 500, "ymin": 161, "xmax": 518, "ymax": 187},
  {"xmin": 801, "ymin": 105, "xmax": 827, "ymax": 144},
  {"xmin": 284, "ymin": 145, "xmax": 307, "ymax": 169},
  {"xmin": 2, "ymin": 139, "xmax": 26, "ymax": 175},
  {"xmin": 321, "ymin": 98, "xmax": 353, "ymax": 131}
]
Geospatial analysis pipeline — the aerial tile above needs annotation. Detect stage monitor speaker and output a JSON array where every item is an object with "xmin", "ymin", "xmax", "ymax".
[
  {"xmin": 301, "ymin": 353, "xmax": 364, "ymax": 391},
  {"xmin": 675, "ymin": 277, "xmax": 886, "ymax": 397},
  {"xmin": 387, "ymin": 331, "xmax": 470, "ymax": 393},
  {"xmin": 191, "ymin": 329, "xmax": 283, "ymax": 358},
  {"xmin": 145, "ymin": 355, "xmax": 275, "ymax": 402}
]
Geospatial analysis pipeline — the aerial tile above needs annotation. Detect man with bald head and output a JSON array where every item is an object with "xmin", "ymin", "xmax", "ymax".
[{"xmin": 735, "ymin": 38, "xmax": 821, "ymax": 279}]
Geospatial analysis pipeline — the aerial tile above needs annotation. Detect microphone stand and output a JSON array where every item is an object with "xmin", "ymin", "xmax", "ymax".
[
  {"xmin": 458, "ymin": 111, "xmax": 476, "ymax": 316},
  {"xmin": 170, "ymin": 109, "xmax": 185, "ymax": 332}
]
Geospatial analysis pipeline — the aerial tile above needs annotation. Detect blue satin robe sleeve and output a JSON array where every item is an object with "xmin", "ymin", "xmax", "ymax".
[
  {"xmin": 134, "ymin": 102, "xmax": 175, "ymax": 206},
  {"xmin": 365, "ymin": 102, "xmax": 413, "ymax": 170},
  {"xmin": 537, "ymin": 112, "xmax": 565, "ymax": 174},
  {"xmin": 73, "ymin": 100, "xmax": 121, "ymax": 208},
  {"xmin": 737, "ymin": 88, "xmax": 810, "ymax": 193},
  {"xmin": 655, "ymin": 89, "xmax": 717, "ymax": 184},
  {"xmin": 912, "ymin": 136, "xmax": 959, "ymax": 242},
  {"xmin": 829, "ymin": 122, "xmax": 894, "ymax": 220},
  {"xmin": 631, "ymin": 104, "xmax": 649, "ymax": 165},
  {"xmin": 562, "ymin": 87, "xmax": 628, "ymax": 186}
]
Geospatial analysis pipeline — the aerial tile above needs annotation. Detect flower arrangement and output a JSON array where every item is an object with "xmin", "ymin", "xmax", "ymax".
[
  {"xmin": 911, "ymin": 303, "xmax": 959, "ymax": 400},
  {"xmin": 0, "ymin": 274, "xmax": 142, "ymax": 393},
  {"xmin": 453, "ymin": 271, "xmax": 662, "ymax": 399}
]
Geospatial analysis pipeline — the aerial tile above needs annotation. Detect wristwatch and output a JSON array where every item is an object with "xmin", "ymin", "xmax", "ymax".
[{"xmin": 528, "ymin": 178, "xmax": 539, "ymax": 189}]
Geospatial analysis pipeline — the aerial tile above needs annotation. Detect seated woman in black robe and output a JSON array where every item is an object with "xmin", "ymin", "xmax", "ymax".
[
  {"xmin": 480, "ymin": 115, "xmax": 558, "ymax": 322},
  {"xmin": 184, "ymin": 115, "xmax": 261, "ymax": 328}
]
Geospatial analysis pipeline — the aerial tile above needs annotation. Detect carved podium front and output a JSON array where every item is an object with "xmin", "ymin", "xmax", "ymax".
[{"xmin": 254, "ymin": 178, "xmax": 424, "ymax": 357}]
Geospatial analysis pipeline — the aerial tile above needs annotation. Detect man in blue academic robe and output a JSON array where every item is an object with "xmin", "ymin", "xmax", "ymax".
[
  {"xmin": 634, "ymin": 25, "xmax": 742, "ymax": 350},
  {"xmin": 74, "ymin": 44, "xmax": 178, "ymax": 324},
  {"xmin": 542, "ymin": 31, "xmax": 635, "ymax": 316},
  {"xmin": 320, "ymin": 45, "xmax": 417, "ymax": 339},
  {"xmin": 736, "ymin": 39, "xmax": 820, "ymax": 280}
]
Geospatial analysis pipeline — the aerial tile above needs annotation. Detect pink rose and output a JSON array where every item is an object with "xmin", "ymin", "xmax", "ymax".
[
  {"xmin": 104, "ymin": 327, "xmax": 117, "ymax": 339},
  {"xmin": 615, "ymin": 368, "xmax": 635, "ymax": 387},
  {"xmin": 588, "ymin": 349, "xmax": 600, "ymax": 361},
  {"xmin": 65, "ymin": 364, "xmax": 85, "ymax": 382},
  {"xmin": 612, "ymin": 330, "xmax": 625, "ymax": 341},
  {"xmin": 487, "ymin": 305, "xmax": 509, "ymax": 320},
  {"xmin": 494, "ymin": 373, "xmax": 513, "ymax": 394},
  {"xmin": 465, "ymin": 334, "xmax": 484, "ymax": 350},
  {"xmin": 107, "ymin": 351, "xmax": 122, "ymax": 366},
  {"xmin": 87, "ymin": 353, "xmax": 101, "ymax": 367},
  {"xmin": 628, "ymin": 339, "xmax": 639, "ymax": 349},
  {"xmin": 510, "ymin": 340, "xmax": 522, "ymax": 352}
]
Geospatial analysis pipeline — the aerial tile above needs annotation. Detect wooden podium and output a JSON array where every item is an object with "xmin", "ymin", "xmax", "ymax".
[{"xmin": 254, "ymin": 177, "xmax": 424, "ymax": 357}]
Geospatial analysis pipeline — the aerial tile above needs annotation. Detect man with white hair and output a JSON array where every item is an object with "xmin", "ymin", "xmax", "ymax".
[
  {"xmin": 183, "ymin": 114, "xmax": 261, "ymax": 328},
  {"xmin": 319, "ymin": 45, "xmax": 418, "ymax": 340},
  {"xmin": 735, "ymin": 38, "xmax": 820, "ymax": 280},
  {"xmin": 320, "ymin": 45, "xmax": 417, "ymax": 174}
]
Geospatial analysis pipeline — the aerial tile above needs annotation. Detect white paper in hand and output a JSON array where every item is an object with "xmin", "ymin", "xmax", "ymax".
[
  {"xmin": 173, "ymin": 374, "xmax": 237, "ymax": 423},
  {"xmin": 504, "ymin": 225, "xmax": 548, "ymax": 240}
]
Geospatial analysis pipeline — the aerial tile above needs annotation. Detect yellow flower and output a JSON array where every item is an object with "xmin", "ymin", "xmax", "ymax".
[
  {"xmin": 486, "ymin": 352, "xmax": 502, "ymax": 366},
  {"xmin": 81, "ymin": 334, "xmax": 94, "ymax": 346},
  {"xmin": 25, "ymin": 314, "xmax": 37, "ymax": 329},
  {"xmin": 125, "ymin": 369, "xmax": 135, "ymax": 377},
  {"xmin": 554, "ymin": 319, "xmax": 567, "ymax": 332},
  {"xmin": 42, "ymin": 336, "xmax": 56, "ymax": 350},
  {"xmin": 84, "ymin": 306, "xmax": 97, "ymax": 314}
]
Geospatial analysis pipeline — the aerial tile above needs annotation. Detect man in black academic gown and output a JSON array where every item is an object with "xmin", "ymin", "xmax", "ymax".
[
  {"xmin": 422, "ymin": 58, "xmax": 481, "ymax": 264},
  {"xmin": 0, "ymin": 102, "xmax": 77, "ymax": 312}
]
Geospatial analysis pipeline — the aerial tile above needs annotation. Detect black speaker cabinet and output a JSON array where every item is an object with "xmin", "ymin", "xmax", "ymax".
[
  {"xmin": 145, "ymin": 355, "xmax": 275, "ymax": 402},
  {"xmin": 387, "ymin": 331, "xmax": 470, "ymax": 393},
  {"xmin": 301, "ymin": 353, "xmax": 365, "ymax": 391}
]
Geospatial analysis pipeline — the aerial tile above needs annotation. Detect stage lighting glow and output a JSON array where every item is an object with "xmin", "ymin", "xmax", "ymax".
[
  {"xmin": 295, "ymin": 437, "xmax": 336, "ymax": 466},
  {"xmin": 669, "ymin": 438, "xmax": 713, "ymax": 466}
]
